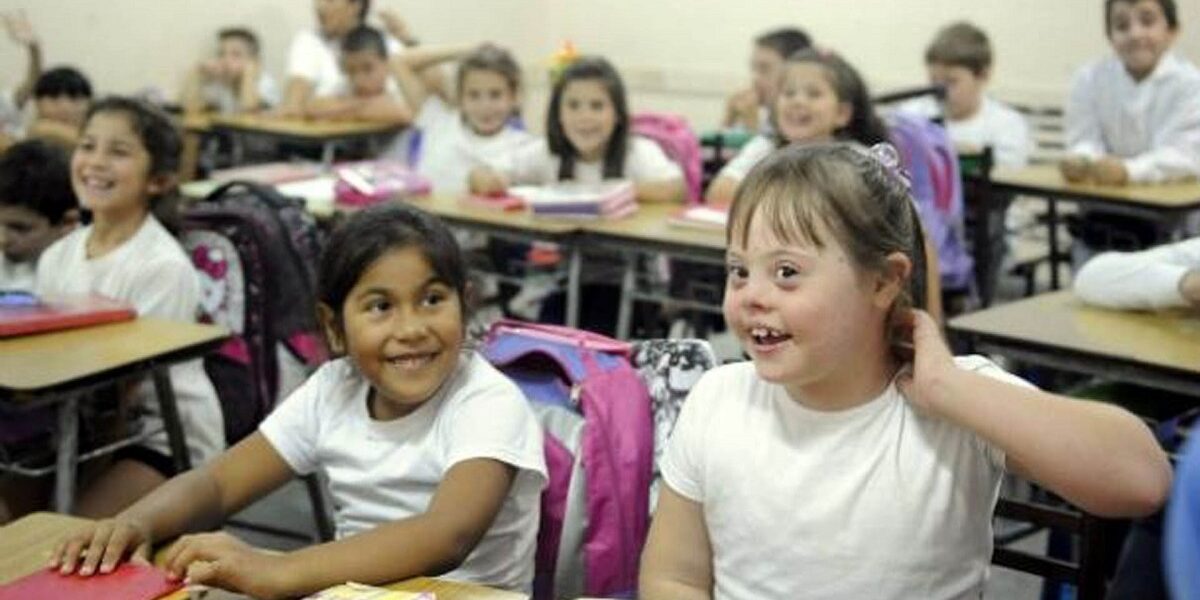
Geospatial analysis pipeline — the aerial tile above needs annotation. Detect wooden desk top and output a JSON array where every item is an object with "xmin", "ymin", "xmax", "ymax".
[
  {"xmin": 0, "ymin": 513, "xmax": 526, "ymax": 599},
  {"xmin": 582, "ymin": 203, "xmax": 726, "ymax": 256},
  {"xmin": 949, "ymin": 291, "xmax": 1200, "ymax": 375},
  {"xmin": 991, "ymin": 165, "xmax": 1200, "ymax": 209},
  {"xmin": 407, "ymin": 195, "xmax": 581, "ymax": 237},
  {"xmin": 0, "ymin": 319, "xmax": 228, "ymax": 393},
  {"xmin": 209, "ymin": 114, "xmax": 402, "ymax": 141}
]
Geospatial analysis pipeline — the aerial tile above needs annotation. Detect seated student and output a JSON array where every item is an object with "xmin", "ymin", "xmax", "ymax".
[
  {"xmin": 722, "ymin": 27, "xmax": 812, "ymax": 133},
  {"xmin": 389, "ymin": 43, "xmax": 534, "ymax": 194},
  {"xmin": 639, "ymin": 143, "xmax": 1172, "ymax": 600},
  {"xmin": 469, "ymin": 56, "xmax": 685, "ymax": 204},
  {"xmin": 1061, "ymin": 0, "xmax": 1199, "ymax": 187},
  {"xmin": 50, "ymin": 203, "xmax": 547, "ymax": 598},
  {"xmin": 26, "ymin": 66, "xmax": 93, "ymax": 149},
  {"xmin": 0, "ymin": 10, "xmax": 41, "ymax": 151},
  {"xmin": 0, "ymin": 140, "xmax": 76, "ymax": 291},
  {"xmin": 898, "ymin": 21, "xmax": 1032, "ymax": 167},
  {"xmin": 305, "ymin": 25, "xmax": 412, "ymax": 125},
  {"xmin": 1074, "ymin": 236, "xmax": 1200, "ymax": 309},
  {"xmin": 35, "ymin": 97, "xmax": 224, "ymax": 517},
  {"xmin": 180, "ymin": 27, "xmax": 279, "ymax": 116}
]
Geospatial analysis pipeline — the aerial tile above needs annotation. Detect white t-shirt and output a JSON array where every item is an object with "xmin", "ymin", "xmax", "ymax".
[
  {"xmin": 259, "ymin": 352, "xmax": 547, "ymax": 592},
  {"xmin": 35, "ymin": 216, "xmax": 225, "ymax": 465},
  {"xmin": 1066, "ymin": 51, "xmax": 1200, "ymax": 183},
  {"xmin": 504, "ymin": 137, "xmax": 682, "ymax": 186},
  {"xmin": 410, "ymin": 96, "xmax": 535, "ymax": 194},
  {"xmin": 715, "ymin": 134, "xmax": 776, "ymax": 183},
  {"xmin": 286, "ymin": 28, "xmax": 403, "ymax": 98},
  {"xmin": 201, "ymin": 72, "xmax": 281, "ymax": 114},
  {"xmin": 662, "ymin": 356, "xmax": 1033, "ymax": 600},
  {"xmin": 1074, "ymin": 236, "xmax": 1200, "ymax": 310},
  {"xmin": 0, "ymin": 255, "xmax": 35, "ymax": 292},
  {"xmin": 898, "ymin": 96, "xmax": 1033, "ymax": 167}
]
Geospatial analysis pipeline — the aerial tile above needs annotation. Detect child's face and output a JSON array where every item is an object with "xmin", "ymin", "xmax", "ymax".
[
  {"xmin": 71, "ymin": 112, "xmax": 160, "ymax": 217},
  {"xmin": 217, "ymin": 38, "xmax": 255, "ymax": 81},
  {"xmin": 316, "ymin": 0, "xmax": 361, "ymax": 38},
  {"xmin": 0, "ymin": 204, "xmax": 58, "ymax": 262},
  {"xmin": 723, "ymin": 214, "xmax": 886, "ymax": 400},
  {"xmin": 342, "ymin": 49, "xmax": 389, "ymax": 97},
  {"xmin": 1108, "ymin": 0, "xmax": 1176, "ymax": 79},
  {"xmin": 460, "ymin": 69, "xmax": 516, "ymax": 136},
  {"xmin": 559, "ymin": 79, "xmax": 617, "ymax": 162},
  {"xmin": 335, "ymin": 246, "xmax": 464, "ymax": 421},
  {"xmin": 750, "ymin": 46, "xmax": 787, "ymax": 104},
  {"xmin": 774, "ymin": 63, "xmax": 852, "ymax": 144},
  {"xmin": 927, "ymin": 63, "xmax": 986, "ymax": 121},
  {"xmin": 36, "ymin": 96, "xmax": 89, "ymax": 129}
]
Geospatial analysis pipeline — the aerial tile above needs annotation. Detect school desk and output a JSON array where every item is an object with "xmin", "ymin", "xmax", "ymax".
[
  {"xmin": 948, "ymin": 290, "xmax": 1200, "ymax": 397},
  {"xmin": 0, "ymin": 319, "xmax": 228, "ymax": 512},
  {"xmin": 0, "ymin": 512, "xmax": 528, "ymax": 600},
  {"xmin": 209, "ymin": 114, "xmax": 403, "ymax": 166},
  {"xmin": 990, "ymin": 165, "xmax": 1200, "ymax": 289}
]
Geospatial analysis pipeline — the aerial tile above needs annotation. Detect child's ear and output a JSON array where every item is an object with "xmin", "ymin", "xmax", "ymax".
[
  {"xmin": 317, "ymin": 303, "xmax": 346, "ymax": 355},
  {"xmin": 873, "ymin": 252, "xmax": 913, "ymax": 309}
]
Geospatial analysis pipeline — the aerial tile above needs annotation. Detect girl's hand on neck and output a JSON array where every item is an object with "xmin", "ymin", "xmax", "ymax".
[{"xmin": 894, "ymin": 309, "xmax": 959, "ymax": 413}]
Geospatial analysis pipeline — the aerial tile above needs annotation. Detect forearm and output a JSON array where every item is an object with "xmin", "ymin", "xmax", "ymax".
[
  {"xmin": 14, "ymin": 42, "xmax": 40, "ymax": 107},
  {"xmin": 305, "ymin": 96, "xmax": 358, "ymax": 120},
  {"xmin": 397, "ymin": 45, "xmax": 471, "ymax": 72},
  {"xmin": 640, "ymin": 578, "xmax": 713, "ymax": 600},
  {"xmin": 1181, "ymin": 270, "xmax": 1200, "ymax": 307},
  {"xmin": 280, "ymin": 78, "xmax": 313, "ymax": 117},
  {"xmin": 180, "ymin": 70, "xmax": 208, "ymax": 116},
  {"xmin": 389, "ymin": 56, "xmax": 429, "ymax": 114},
  {"xmin": 118, "ymin": 469, "xmax": 226, "ymax": 546},
  {"xmin": 238, "ymin": 71, "xmax": 261, "ymax": 113},
  {"xmin": 704, "ymin": 176, "xmax": 738, "ymax": 205},
  {"xmin": 636, "ymin": 178, "xmax": 686, "ymax": 204},
  {"xmin": 929, "ymin": 368, "xmax": 1171, "ymax": 517},
  {"xmin": 354, "ymin": 97, "xmax": 413, "ymax": 125}
]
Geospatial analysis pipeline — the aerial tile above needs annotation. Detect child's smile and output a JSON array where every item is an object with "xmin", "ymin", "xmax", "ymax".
[
  {"xmin": 560, "ymin": 79, "xmax": 617, "ymax": 162},
  {"xmin": 71, "ymin": 112, "xmax": 158, "ymax": 216}
]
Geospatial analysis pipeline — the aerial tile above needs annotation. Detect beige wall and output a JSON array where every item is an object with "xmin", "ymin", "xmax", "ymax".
[{"xmin": 1, "ymin": 0, "xmax": 1197, "ymax": 131}]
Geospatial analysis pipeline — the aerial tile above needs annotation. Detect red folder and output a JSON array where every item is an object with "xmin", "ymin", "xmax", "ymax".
[
  {"xmin": 0, "ymin": 563, "xmax": 182, "ymax": 600},
  {"xmin": 0, "ymin": 294, "xmax": 137, "ymax": 338}
]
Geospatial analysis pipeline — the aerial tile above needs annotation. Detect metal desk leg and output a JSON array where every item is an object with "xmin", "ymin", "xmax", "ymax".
[
  {"xmin": 616, "ymin": 252, "xmax": 637, "ymax": 340},
  {"xmin": 53, "ymin": 396, "xmax": 80, "ymax": 513},
  {"xmin": 1047, "ymin": 198, "xmax": 1060, "ymax": 290},
  {"xmin": 152, "ymin": 367, "xmax": 192, "ymax": 473},
  {"xmin": 321, "ymin": 141, "xmax": 336, "ymax": 168},
  {"xmin": 566, "ymin": 245, "xmax": 582, "ymax": 328}
]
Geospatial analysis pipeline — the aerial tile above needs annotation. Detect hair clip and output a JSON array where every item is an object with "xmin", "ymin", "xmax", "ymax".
[
  {"xmin": 868, "ymin": 142, "xmax": 912, "ymax": 191},
  {"xmin": 547, "ymin": 41, "xmax": 580, "ymax": 85}
]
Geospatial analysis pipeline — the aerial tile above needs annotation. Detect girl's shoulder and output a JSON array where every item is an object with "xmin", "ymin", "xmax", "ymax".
[{"xmin": 951, "ymin": 354, "xmax": 1034, "ymax": 390}]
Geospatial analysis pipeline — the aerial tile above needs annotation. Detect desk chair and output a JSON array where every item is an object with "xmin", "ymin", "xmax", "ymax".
[{"xmin": 959, "ymin": 146, "xmax": 1004, "ymax": 307}]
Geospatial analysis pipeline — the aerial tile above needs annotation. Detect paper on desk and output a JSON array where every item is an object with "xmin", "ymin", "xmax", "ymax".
[
  {"xmin": 277, "ymin": 177, "xmax": 337, "ymax": 217},
  {"xmin": 303, "ymin": 581, "xmax": 434, "ymax": 599}
]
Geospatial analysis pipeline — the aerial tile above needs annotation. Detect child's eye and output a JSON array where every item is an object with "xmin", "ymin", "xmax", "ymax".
[
  {"xmin": 774, "ymin": 264, "xmax": 800, "ymax": 281},
  {"xmin": 726, "ymin": 263, "xmax": 748, "ymax": 281},
  {"xmin": 566, "ymin": 99, "xmax": 580, "ymax": 110},
  {"xmin": 366, "ymin": 299, "xmax": 391, "ymax": 314},
  {"xmin": 421, "ymin": 292, "xmax": 445, "ymax": 307},
  {"xmin": 589, "ymin": 100, "xmax": 605, "ymax": 111}
]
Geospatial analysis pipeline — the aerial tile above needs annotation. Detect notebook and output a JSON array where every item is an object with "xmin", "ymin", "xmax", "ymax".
[
  {"xmin": 334, "ymin": 160, "xmax": 433, "ymax": 207},
  {"xmin": 304, "ymin": 582, "xmax": 434, "ymax": 599},
  {"xmin": 0, "ymin": 564, "xmax": 181, "ymax": 600},
  {"xmin": 511, "ymin": 182, "xmax": 637, "ymax": 219},
  {"xmin": 0, "ymin": 293, "xmax": 137, "ymax": 338}
]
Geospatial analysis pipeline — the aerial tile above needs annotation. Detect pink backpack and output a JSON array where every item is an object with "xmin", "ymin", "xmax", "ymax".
[
  {"xmin": 481, "ymin": 320, "xmax": 653, "ymax": 600},
  {"xmin": 631, "ymin": 112, "xmax": 703, "ymax": 204}
]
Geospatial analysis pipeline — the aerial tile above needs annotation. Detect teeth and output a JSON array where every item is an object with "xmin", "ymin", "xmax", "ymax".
[{"xmin": 387, "ymin": 353, "xmax": 435, "ymax": 369}]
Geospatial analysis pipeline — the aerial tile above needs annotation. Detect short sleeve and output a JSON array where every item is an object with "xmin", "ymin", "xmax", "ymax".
[
  {"xmin": 659, "ymin": 369, "xmax": 720, "ymax": 503},
  {"xmin": 954, "ymin": 355, "xmax": 1038, "ymax": 469},
  {"xmin": 259, "ymin": 363, "xmax": 329, "ymax": 475},
  {"xmin": 442, "ymin": 364, "xmax": 546, "ymax": 480},
  {"xmin": 627, "ymin": 137, "xmax": 683, "ymax": 182},
  {"xmin": 415, "ymin": 95, "xmax": 454, "ymax": 132},
  {"xmin": 716, "ymin": 135, "xmax": 775, "ymax": 183},
  {"xmin": 128, "ymin": 256, "xmax": 202, "ymax": 321},
  {"xmin": 285, "ymin": 31, "xmax": 322, "ymax": 82}
]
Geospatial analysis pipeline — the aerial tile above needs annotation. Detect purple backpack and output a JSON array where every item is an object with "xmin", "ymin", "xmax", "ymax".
[
  {"xmin": 481, "ymin": 320, "xmax": 653, "ymax": 600},
  {"xmin": 632, "ymin": 112, "xmax": 703, "ymax": 205},
  {"xmin": 887, "ymin": 112, "xmax": 974, "ymax": 291}
]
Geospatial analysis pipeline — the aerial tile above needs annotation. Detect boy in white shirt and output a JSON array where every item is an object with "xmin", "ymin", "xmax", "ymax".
[
  {"xmin": 304, "ymin": 25, "xmax": 411, "ymax": 126},
  {"xmin": 180, "ymin": 28, "xmax": 279, "ymax": 115},
  {"xmin": 0, "ymin": 139, "xmax": 76, "ymax": 291},
  {"xmin": 1074, "ymin": 236, "xmax": 1200, "ymax": 310}
]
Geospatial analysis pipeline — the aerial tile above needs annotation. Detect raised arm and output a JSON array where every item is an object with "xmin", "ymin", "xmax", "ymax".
[
  {"xmin": 3, "ymin": 11, "xmax": 41, "ymax": 108},
  {"xmin": 389, "ymin": 44, "xmax": 472, "ymax": 111}
]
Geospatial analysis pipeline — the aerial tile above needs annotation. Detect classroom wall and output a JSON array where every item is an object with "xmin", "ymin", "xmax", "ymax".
[{"xmin": 1, "ymin": 0, "xmax": 1198, "ymax": 133}]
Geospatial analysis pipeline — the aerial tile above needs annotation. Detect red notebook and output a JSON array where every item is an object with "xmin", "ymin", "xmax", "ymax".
[
  {"xmin": 0, "ymin": 563, "xmax": 182, "ymax": 600},
  {"xmin": 0, "ymin": 293, "xmax": 137, "ymax": 338}
]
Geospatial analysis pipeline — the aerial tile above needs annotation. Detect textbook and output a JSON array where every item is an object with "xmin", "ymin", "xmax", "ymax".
[
  {"xmin": 667, "ymin": 204, "xmax": 728, "ymax": 231},
  {"xmin": 0, "ymin": 293, "xmax": 137, "ymax": 338},
  {"xmin": 334, "ymin": 160, "xmax": 432, "ymax": 207},
  {"xmin": 304, "ymin": 582, "xmax": 434, "ymax": 599},
  {"xmin": 510, "ymin": 181, "xmax": 637, "ymax": 219},
  {"xmin": 0, "ymin": 563, "xmax": 181, "ymax": 600}
]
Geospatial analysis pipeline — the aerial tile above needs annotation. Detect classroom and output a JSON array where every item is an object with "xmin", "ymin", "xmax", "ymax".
[{"xmin": 0, "ymin": 1, "xmax": 1198, "ymax": 599}]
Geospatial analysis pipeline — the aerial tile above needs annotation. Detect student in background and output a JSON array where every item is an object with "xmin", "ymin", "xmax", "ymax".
[
  {"xmin": 26, "ymin": 67, "xmax": 93, "ymax": 149},
  {"xmin": 35, "ymin": 97, "xmax": 224, "ymax": 517},
  {"xmin": 722, "ymin": 27, "xmax": 812, "ymax": 133},
  {"xmin": 180, "ymin": 28, "xmax": 279, "ymax": 116},
  {"xmin": 50, "ymin": 203, "xmax": 547, "ymax": 598},
  {"xmin": 705, "ymin": 49, "xmax": 888, "ymax": 206},
  {"xmin": 305, "ymin": 24, "xmax": 411, "ymax": 125},
  {"xmin": 1061, "ymin": 0, "xmax": 1199, "ymax": 187},
  {"xmin": 639, "ymin": 143, "xmax": 1171, "ymax": 600},
  {"xmin": 1074, "ymin": 237, "xmax": 1200, "ymax": 309},
  {"xmin": 0, "ymin": 10, "xmax": 41, "ymax": 151},
  {"xmin": 390, "ymin": 43, "xmax": 533, "ymax": 194},
  {"xmin": 0, "ymin": 140, "xmax": 76, "ymax": 291},
  {"xmin": 469, "ymin": 56, "xmax": 685, "ymax": 204},
  {"xmin": 898, "ymin": 21, "xmax": 1031, "ymax": 167}
]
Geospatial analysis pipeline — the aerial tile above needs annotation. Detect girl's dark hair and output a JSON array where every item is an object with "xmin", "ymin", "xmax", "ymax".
[
  {"xmin": 728, "ymin": 143, "xmax": 927, "ymax": 355},
  {"xmin": 546, "ymin": 56, "xmax": 629, "ymax": 181},
  {"xmin": 318, "ymin": 203, "xmax": 469, "ymax": 328},
  {"xmin": 456, "ymin": 44, "xmax": 522, "ymax": 119},
  {"xmin": 773, "ymin": 49, "xmax": 889, "ymax": 147},
  {"xmin": 81, "ymin": 96, "xmax": 183, "ymax": 229}
]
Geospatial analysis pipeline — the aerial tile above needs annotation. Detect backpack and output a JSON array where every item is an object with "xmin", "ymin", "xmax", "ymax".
[
  {"xmin": 480, "ymin": 320, "xmax": 653, "ymax": 600},
  {"xmin": 180, "ymin": 181, "xmax": 327, "ymax": 443},
  {"xmin": 886, "ymin": 112, "xmax": 974, "ymax": 291},
  {"xmin": 631, "ymin": 112, "xmax": 703, "ymax": 205}
]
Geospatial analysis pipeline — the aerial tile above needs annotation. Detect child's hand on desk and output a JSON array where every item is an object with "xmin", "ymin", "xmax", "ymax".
[
  {"xmin": 1090, "ymin": 156, "xmax": 1129, "ymax": 186},
  {"xmin": 1059, "ymin": 156, "xmax": 1091, "ymax": 183},
  {"xmin": 163, "ymin": 531, "xmax": 291, "ymax": 600},
  {"xmin": 49, "ymin": 517, "xmax": 153, "ymax": 576},
  {"xmin": 895, "ymin": 309, "xmax": 958, "ymax": 414},
  {"xmin": 468, "ymin": 167, "xmax": 508, "ymax": 195},
  {"xmin": 1180, "ymin": 270, "xmax": 1200, "ymax": 309}
]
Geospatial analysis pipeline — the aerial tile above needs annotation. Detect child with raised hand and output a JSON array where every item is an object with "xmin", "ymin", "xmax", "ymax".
[
  {"xmin": 389, "ymin": 42, "xmax": 533, "ymax": 194},
  {"xmin": 180, "ymin": 27, "xmax": 279, "ymax": 116},
  {"xmin": 640, "ymin": 142, "xmax": 1171, "ymax": 600},
  {"xmin": 0, "ymin": 10, "xmax": 41, "ymax": 148},
  {"xmin": 469, "ymin": 55, "xmax": 685, "ymax": 204},
  {"xmin": 305, "ymin": 24, "xmax": 412, "ymax": 125},
  {"xmin": 50, "ymin": 202, "xmax": 547, "ymax": 598},
  {"xmin": 34, "ymin": 97, "xmax": 224, "ymax": 517},
  {"xmin": 705, "ymin": 48, "xmax": 889, "ymax": 205},
  {"xmin": 722, "ymin": 27, "xmax": 812, "ymax": 133}
]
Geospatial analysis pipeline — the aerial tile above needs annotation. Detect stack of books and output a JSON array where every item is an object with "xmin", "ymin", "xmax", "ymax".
[
  {"xmin": 335, "ymin": 160, "xmax": 433, "ymax": 207},
  {"xmin": 510, "ymin": 181, "xmax": 637, "ymax": 219}
]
